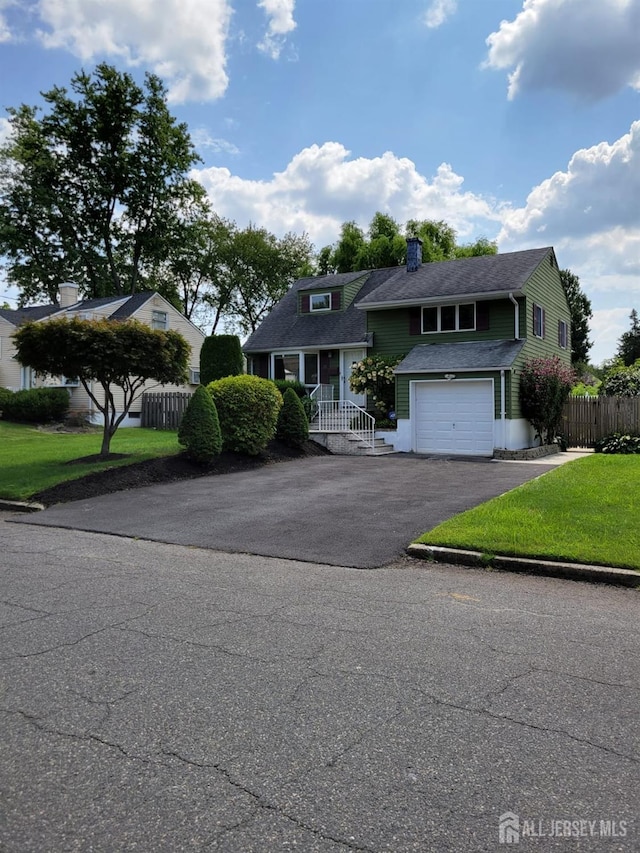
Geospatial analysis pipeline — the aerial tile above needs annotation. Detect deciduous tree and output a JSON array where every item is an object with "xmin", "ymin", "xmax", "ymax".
[
  {"xmin": 13, "ymin": 317, "xmax": 189, "ymax": 457},
  {"xmin": 0, "ymin": 64, "xmax": 201, "ymax": 305}
]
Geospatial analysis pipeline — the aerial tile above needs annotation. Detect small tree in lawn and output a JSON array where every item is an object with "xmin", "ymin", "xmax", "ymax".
[
  {"xmin": 13, "ymin": 317, "xmax": 190, "ymax": 458},
  {"xmin": 277, "ymin": 387, "xmax": 309, "ymax": 448},
  {"xmin": 519, "ymin": 356, "xmax": 575, "ymax": 444},
  {"xmin": 349, "ymin": 354, "xmax": 403, "ymax": 416},
  {"xmin": 178, "ymin": 385, "xmax": 222, "ymax": 463}
]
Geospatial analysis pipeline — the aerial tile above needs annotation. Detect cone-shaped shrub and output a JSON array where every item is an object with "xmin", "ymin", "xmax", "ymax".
[
  {"xmin": 178, "ymin": 386, "xmax": 222, "ymax": 463},
  {"xmin": 200, "ymin": 334, "xmax": 244, "ymax": 385},
  {"xmin": 277, "ymin": 387, "xmax": 309, "ymax": 448},
  {"xmin": 207, "ymin": 374, "xmax": 282, "ymax": 455}
]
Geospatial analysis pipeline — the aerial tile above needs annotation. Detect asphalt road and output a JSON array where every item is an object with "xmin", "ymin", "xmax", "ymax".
[
  {"xmin": 1, "ymin": 514, "xmax": 638, "ymax": 852},
  {"xmin": 17, "ymin": 455, "xmax": 563, "ymax": 567}
]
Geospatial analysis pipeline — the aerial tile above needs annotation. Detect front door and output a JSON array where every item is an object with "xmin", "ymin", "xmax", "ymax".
[{"xmin": 341, "ymin": 349, "xmax": 366, "ymax": 406}]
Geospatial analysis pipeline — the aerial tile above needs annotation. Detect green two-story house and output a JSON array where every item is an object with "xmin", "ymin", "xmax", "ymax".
[{"xmin": 243, "ymin": 239, "xmax": 571, "ymax": 456}]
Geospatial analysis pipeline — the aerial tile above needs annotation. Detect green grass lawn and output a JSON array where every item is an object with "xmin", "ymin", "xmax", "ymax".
[
  {"xmin": 0, "ymin": 422, "xmax": 180, "ymax": 501},
  {"xmin": 416, "ymin": 454, "xmax": 640, "ymax": 571}
]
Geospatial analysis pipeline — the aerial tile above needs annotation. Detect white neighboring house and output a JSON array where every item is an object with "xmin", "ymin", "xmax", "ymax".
[{"xmin": 0, "ymin": 283, "xmax": 204, "ymax": 426}]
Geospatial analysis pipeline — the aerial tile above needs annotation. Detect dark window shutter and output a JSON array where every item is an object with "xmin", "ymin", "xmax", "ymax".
[
  {"xmin": 301, "ymin": 294, "xmax": 310, "ymax": 313},
  {"xmin": 331, "ymin": 291, "xmax": 341, "ymax": 311},
  {"xmin": 476, "ymin": 302, "xmax": 490, "ymax": 331},
  {"xmin": 558, "ymin": 320, "xmax": 562, "ymax": 347},
  {"xmin": 319, "ymin": 351, "xmax": 331, "ymax": 384},
  {"xmin": 409, "ymin": 307, "xmax": 421, "ymax": 335}
]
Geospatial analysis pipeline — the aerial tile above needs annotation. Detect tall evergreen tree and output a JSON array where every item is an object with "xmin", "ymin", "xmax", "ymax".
[{"xmin": 559, "ymin": 269, "xmax": 593, "ymax": 365}]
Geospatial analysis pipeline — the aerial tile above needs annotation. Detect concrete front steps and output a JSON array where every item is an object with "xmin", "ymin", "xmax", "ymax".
[{"xmin": 310, "ymin": 432, "xmax": 396, "ymax": 456}]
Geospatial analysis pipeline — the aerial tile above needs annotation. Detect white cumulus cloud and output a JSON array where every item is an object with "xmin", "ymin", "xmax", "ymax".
[
  {"xmin": 500, "ymin": 121, "xmax": 640, "ymax": 363},
  {"xmin": 257, "ymin": 0, "xmax": 296, "ymax": 59},
  {"xmin": 485, "ymin": 0, "xmax": 640, "ymax": 100},
  {"xmin": 424, "ymin": 0, "xmax": 457, "ymax": 29},
  {"xmin": 193, "ymin": 141, "xmax": 503, "ymax": 249},
  {"xmin": 36, "ymin": 0, "xmax": 232, "ymax": 102}
]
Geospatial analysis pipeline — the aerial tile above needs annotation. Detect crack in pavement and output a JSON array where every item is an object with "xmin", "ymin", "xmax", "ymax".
[
  {"xmin": 161, "ymin": 748, "xmax": 377, "ymax": 852},
  {"xmin": 0, "ymin": 605, "xmax": 160, "ymax": 660}
]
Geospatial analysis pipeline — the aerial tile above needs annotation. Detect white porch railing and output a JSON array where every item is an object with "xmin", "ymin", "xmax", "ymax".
[
  {"xmin": 311, "ymin": 400, "xmax": 375, "ymax": 449},
  {"xmin": 308, "ymin": 383, "xmax": 334, "ymax": 403}
]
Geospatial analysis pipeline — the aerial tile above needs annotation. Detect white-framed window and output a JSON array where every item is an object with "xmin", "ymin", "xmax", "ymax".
[
  {"xmin": 558, "ymin": 319, "xmax": 568, "ymax": 349},
  {"xmin": 190, "ymin": 369, "xmax": 201, "ymax": 385},
  {"xmin": 422, "ymin": 303, "xmax": 475, "ymax": 334},
  {"xmin": 310, "ymin": 293, "xmax": 331, "ymax": 312},
  {"xmin": 152, "ymin": 309, "xmax": 168, "ymax": 330},
  {"xmin": 62, "ymin": 376, "xmax": 80, "ymax": 387},
  {"xmin": 533, "ymin": 303, "xmax": 546, "ymax": 338}
]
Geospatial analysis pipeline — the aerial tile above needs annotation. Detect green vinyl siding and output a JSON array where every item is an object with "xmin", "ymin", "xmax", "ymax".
[
  {"xmin": 343, "ymin": 274, "xmax": 370, "ymax": 308},
  {"xmin": 368, "ymin": 298, "xmax": 518, "ymax": 356},
  {"xmin": 509, "ymin": 257, "xmax": 571, "ymax": 419},
  {"xmin": 395, "ymin": 372, "xmax": 505, "ymax": 419}
]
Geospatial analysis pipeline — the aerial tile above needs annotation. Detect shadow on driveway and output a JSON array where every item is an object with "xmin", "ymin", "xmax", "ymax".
[{"xmin": 16, "ymin": 455, "xmax": 556, "ymax": 568}]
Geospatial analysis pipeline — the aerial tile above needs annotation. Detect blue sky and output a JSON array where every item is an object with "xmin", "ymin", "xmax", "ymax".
[{"xmin": 1, "ymin": 0, "xmax": 639, "ymax": 364}]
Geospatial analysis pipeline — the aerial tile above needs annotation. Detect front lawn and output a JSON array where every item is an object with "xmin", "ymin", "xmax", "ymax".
[
  {"xmin": 416, "ymin": 454, "xmax": 640, "ymax": 570},
  {"xmin": 0, "ymin": 422, "xmax": 180, "ymax": 501}
]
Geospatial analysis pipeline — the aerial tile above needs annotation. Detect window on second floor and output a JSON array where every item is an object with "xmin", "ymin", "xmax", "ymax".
[
  {"xmin": 422, "ymin": 303, "xmax": 475, "ymax": 334},
  {"xmin": 310, "ymin": 293, "xmax": 331, "ymax": 312},
  {"xmin": 152, "ymin": 309, "xmax": 168, "ymax": 330},
  {"xmin": 558, "ymin": 319, "xmax": 568, "ymax": 349},
  {"xmin": 533, "ymin": 304, "xmax": 545, "ymax": 339}
]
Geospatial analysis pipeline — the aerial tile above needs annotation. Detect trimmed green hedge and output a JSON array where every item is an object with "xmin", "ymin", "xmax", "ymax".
[
  {"xmin": 1, "ymin": 387, "xmax": 70, "ymax": 423},
  {"xmin": 207, "ymin": 374, "xmax": 282, "ymax": 455},
  {"xmin": 200, "ymin": 335, "xmax": 244, "ymax": 385}
]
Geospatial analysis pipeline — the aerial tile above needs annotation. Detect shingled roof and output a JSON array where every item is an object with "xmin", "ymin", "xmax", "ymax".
[
  {"xmin": 0, "ymin": 305, "xmax": 60, "ymax": 326},
  {"xmin": 395, "ymin": 339, "xmax": 526, "ymax": 373},
  {"xmin": 356, "ymin": 247, "xmax": 554, "ymax": 308},
  {"xmin": 243, "ymin": 269, "xmax": 394, "ymax": 352}
]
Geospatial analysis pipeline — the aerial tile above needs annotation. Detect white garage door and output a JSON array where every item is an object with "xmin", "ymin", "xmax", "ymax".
[{"xmin": 414, "ymin": 380, "xmax": 494, "ymax": 456}]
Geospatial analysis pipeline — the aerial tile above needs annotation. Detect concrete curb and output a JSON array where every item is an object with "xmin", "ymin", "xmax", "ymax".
[
  {"xmin": 406, "ymin": 544, "xmax": 640, "ymax": 588},
  {"xmin": 0, "ymin": 499, "xmax": 45, "ymax": 513}
]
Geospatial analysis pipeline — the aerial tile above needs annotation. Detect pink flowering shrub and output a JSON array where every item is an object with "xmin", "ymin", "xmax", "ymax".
[
  {"xmin": 519, "ymin": 356, "xmax": 575, "ymax": 444},
  {"xmin": 349, "ymin": 354, "xmax": 403, "ymax": 414}
]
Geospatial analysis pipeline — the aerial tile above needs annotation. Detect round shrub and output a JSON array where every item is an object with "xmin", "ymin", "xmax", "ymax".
[
  {"xmin": 599, "ymin": 364, "xmax": 640, "ymax": 397},
  {"xmin": 277, "ymin": 387, "xmax": 309, "ymax": 448},
  {"xmin": 207, "ymin": 374, "xmax": 282, "ymax": 456},
  {"xmin": 200, "ymin": 335, "xmax": 244, "ymax": 385},
  {"xmin": 178, "ymin": 386, "xmax": 222, "ymax": 463},
  {"xmin": 2, "ymin": 387, "xmax": 70, "ymax": 423}
]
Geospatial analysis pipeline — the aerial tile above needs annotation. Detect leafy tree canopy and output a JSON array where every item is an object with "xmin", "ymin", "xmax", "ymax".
[
  {"xmin": 326, "ymin": 213, "xmax": 496, "ymax": 273},
  {"xmin": 12, "ymin": 317, "xmax": 190, "ymax": 457},
  {"xmin": 0, "ymin": 63, "xmax": 202, "ymax": 306}
]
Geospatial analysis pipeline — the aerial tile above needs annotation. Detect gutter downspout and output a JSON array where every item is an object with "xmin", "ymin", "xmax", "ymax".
[
  {"xmin": 500, "ymin": 369, "xmax": 507, "ymax": 450},
  {"xmin": 509, "ymin": 292, "xmax": 520, "ymax": 339}
]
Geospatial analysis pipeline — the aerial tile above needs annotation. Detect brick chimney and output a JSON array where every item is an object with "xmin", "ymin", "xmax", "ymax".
[
  {"xmin": 58, "ymin": 283, "xmax": 79, "ymax": 308},
  {"xmin": 406, "ymin": 237, "xmax": 423, "ymax": 272}
]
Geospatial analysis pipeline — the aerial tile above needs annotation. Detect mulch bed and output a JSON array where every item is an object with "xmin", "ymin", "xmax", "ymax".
[{"xmin": 33, "ymin": 439, "xmax": 330, "ymax": 507}]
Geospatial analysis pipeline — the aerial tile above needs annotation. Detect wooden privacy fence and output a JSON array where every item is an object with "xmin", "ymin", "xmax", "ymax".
[
  {"xmin": 141, "ymin": 391, "xmax": 193, "ymax": 430},
  {"xmin": 562, "ymin": 396, "xmax": 640, "ymax": 447}
]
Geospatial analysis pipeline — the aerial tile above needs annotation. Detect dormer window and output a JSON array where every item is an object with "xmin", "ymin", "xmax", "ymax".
[{"xmin": 310, "ymin": 293, "xmax": 331, "ymax": 312}]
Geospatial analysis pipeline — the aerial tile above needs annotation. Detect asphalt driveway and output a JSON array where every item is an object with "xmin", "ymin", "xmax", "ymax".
[{"xmin": 18, "ymin": 454, "xmax": 561, "ymax": 567}]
